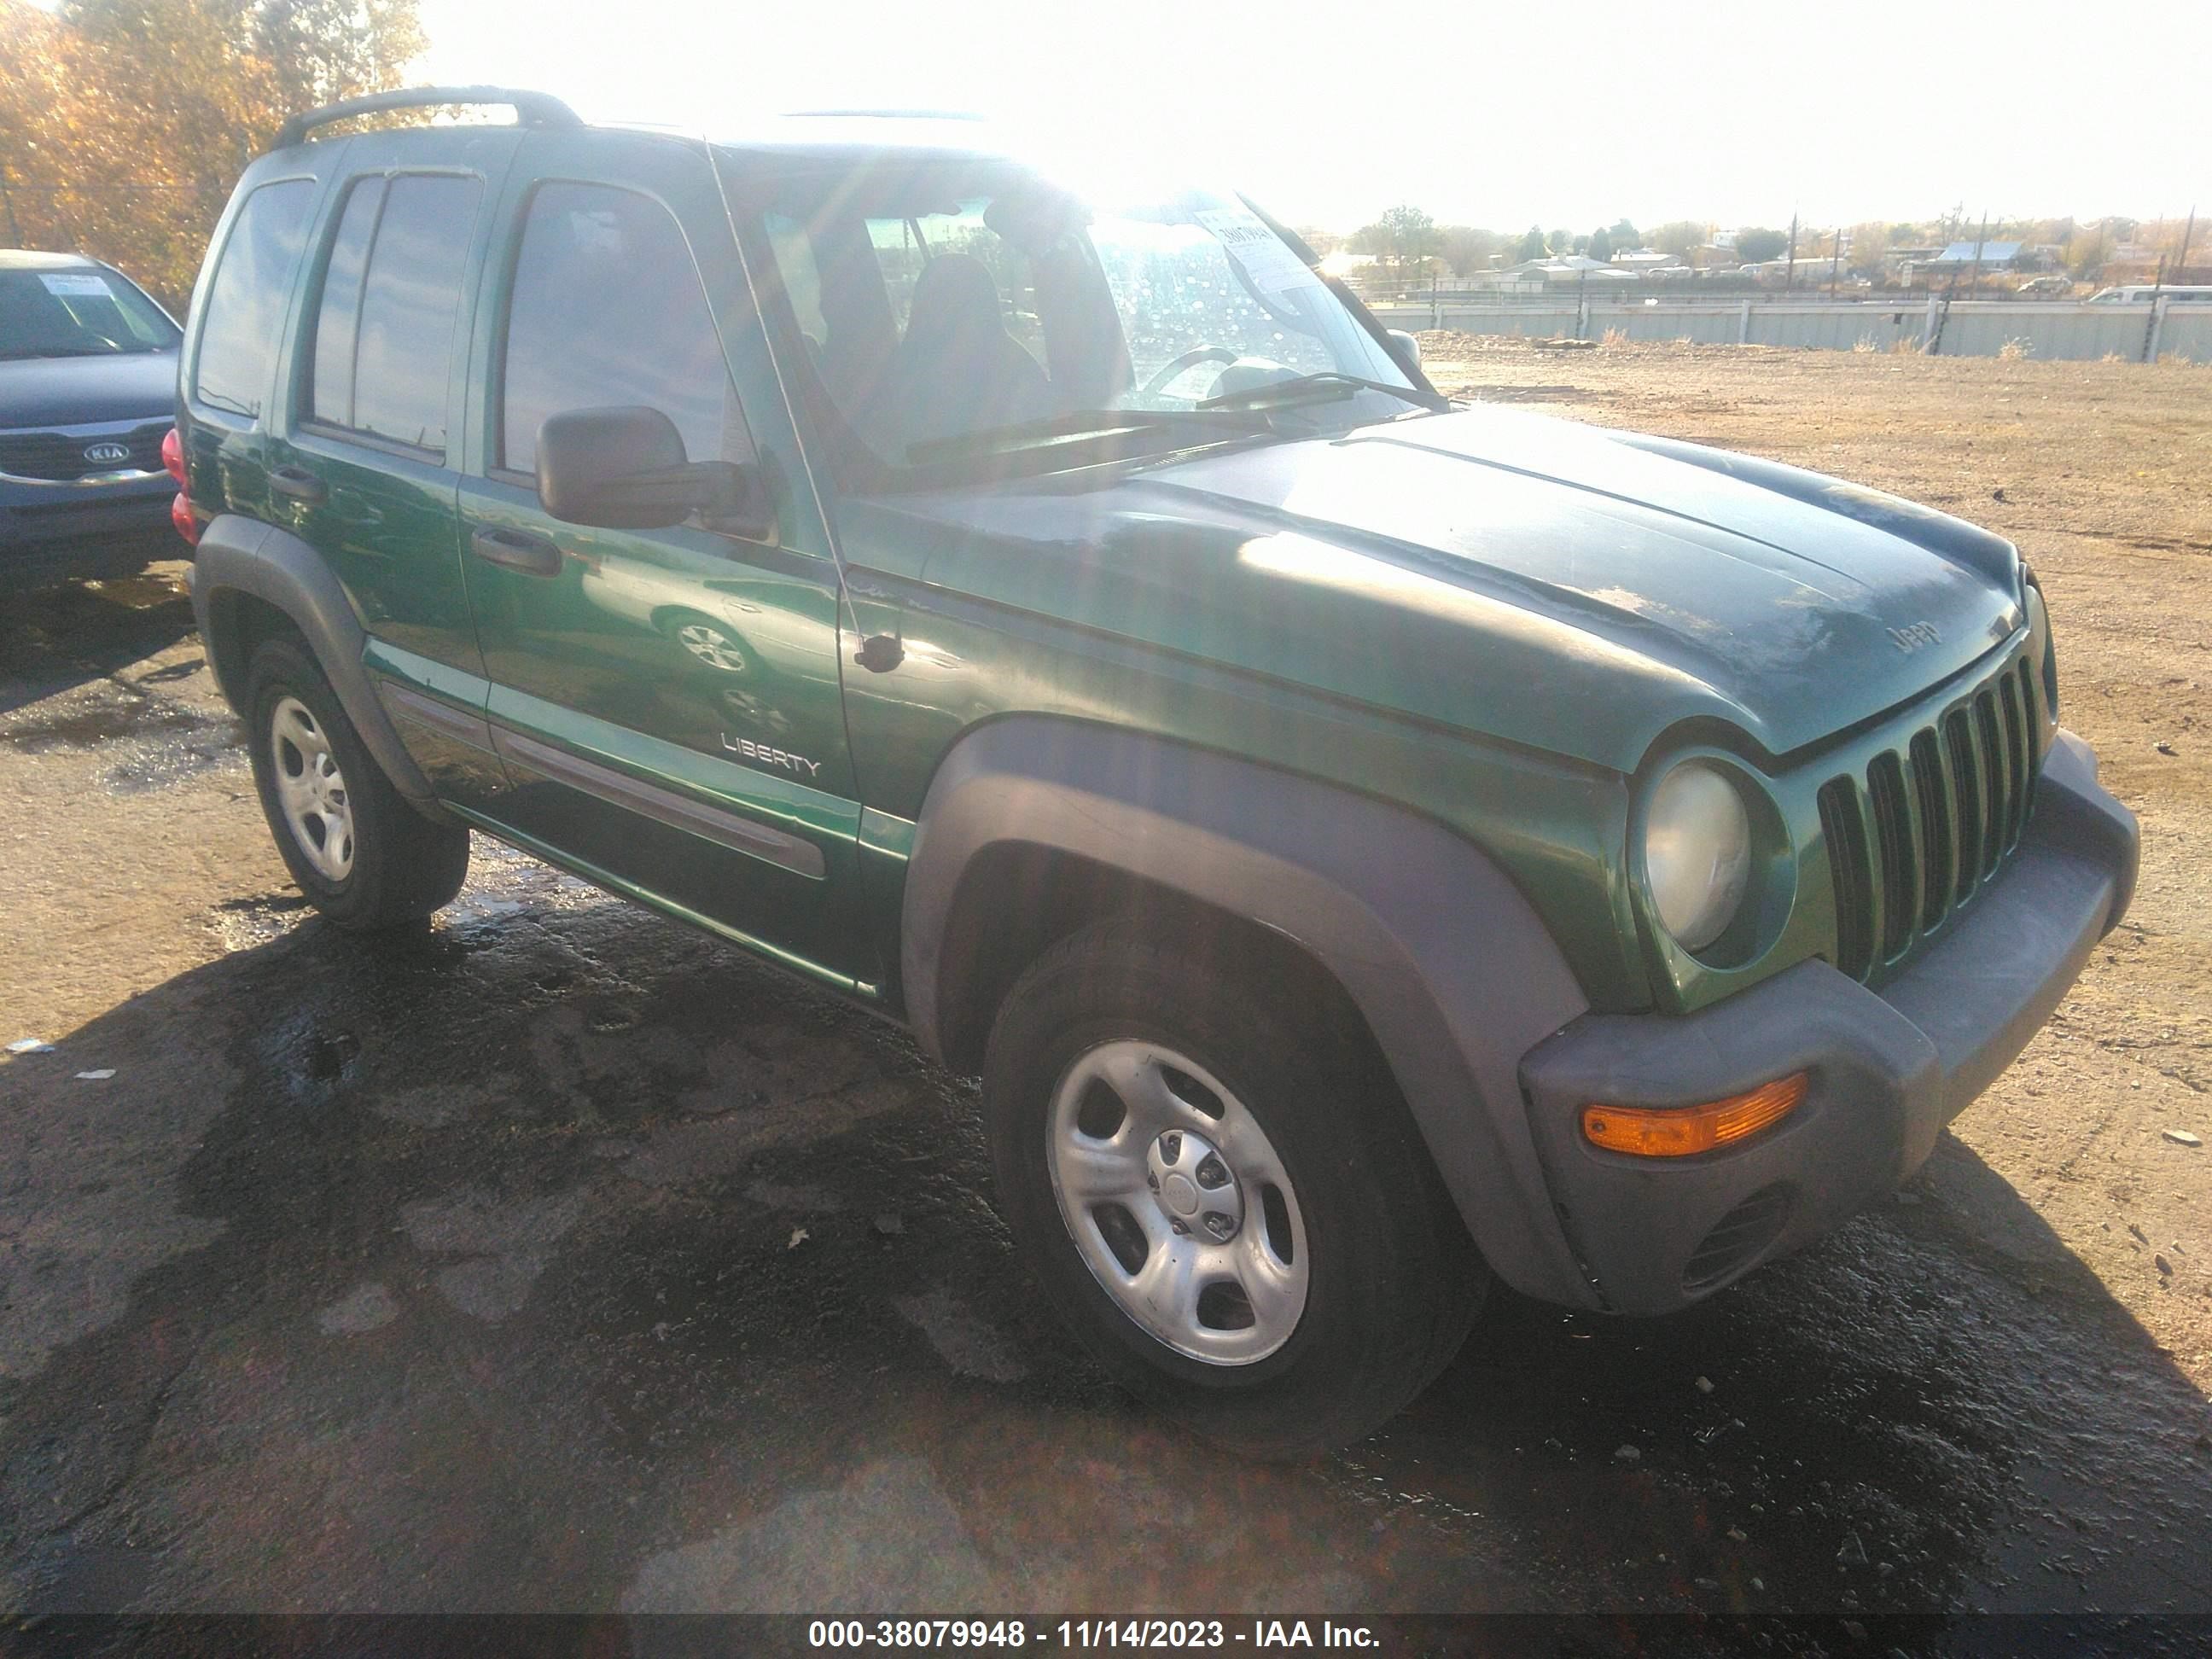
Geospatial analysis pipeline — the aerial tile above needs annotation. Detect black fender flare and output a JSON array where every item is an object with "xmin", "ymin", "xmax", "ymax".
[
  {"xmin": 187, "ymin": 512, "xmax": 443, "ymax": 812},
  {"xmin": 901, "ymin": 716, "xmax": 1600, "ymax": 1309}
]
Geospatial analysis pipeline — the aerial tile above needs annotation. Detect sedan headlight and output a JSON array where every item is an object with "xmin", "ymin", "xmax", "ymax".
[
  {"xmin": 2024, "ymin": 577, "xmax": 2058, "ymax": 719},
  {"xmin": 1644, "ymin": 760, "xmax": 1753, "ymax": 952}
]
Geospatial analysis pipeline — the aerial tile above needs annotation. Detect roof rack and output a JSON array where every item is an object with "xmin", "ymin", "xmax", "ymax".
[
  {"xmin": 780, "ymin": 109, "xmax": 990, "ymax": 121},
  {"xmin": 271, "ymin": 85, "xmax": 582, "ymax": 151}
]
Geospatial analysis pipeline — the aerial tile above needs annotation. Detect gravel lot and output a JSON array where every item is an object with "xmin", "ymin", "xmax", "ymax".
[{"xmin": 1, "ymin": 341, "xmax": 2208, "ymax": 1628}]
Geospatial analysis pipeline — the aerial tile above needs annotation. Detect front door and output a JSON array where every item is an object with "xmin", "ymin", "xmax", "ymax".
[{"xmin": 455, "ymin": 132, "xmax": 866, "ymax": 986}]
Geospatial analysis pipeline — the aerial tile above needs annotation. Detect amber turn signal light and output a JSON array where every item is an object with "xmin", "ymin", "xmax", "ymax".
[{"xmin": 1581, "ymin": 1072, "xmax": 1807, "ymax": 1157}]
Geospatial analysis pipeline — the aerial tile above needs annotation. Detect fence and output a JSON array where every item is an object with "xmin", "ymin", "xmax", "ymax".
[{"xmin": 1364, "ymin": 294, "xmax": 2212, "ymax": 364}]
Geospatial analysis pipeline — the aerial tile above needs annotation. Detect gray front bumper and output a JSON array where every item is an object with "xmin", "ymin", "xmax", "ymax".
[
  {"xmin": 1, "ymin": 470, "xmax": 175, "ymax": 590},
  {"xmin": 1518, "ymin": 728, "xmax": 2137, "ymax": 1316}
]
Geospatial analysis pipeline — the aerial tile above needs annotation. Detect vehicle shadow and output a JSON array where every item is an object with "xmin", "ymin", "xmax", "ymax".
[
  {"xmin": 0, "ymin": 564, "xmax": 201, "ymax": 718},
  {"xmin": 1, "ymin": 881, "xmax": 2206, "ymax": 1621}
]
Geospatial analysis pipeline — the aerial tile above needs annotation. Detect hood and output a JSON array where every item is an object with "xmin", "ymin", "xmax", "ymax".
[
  {"xmin": 842, "ymin": 405, "xmax": 2025, "ymax": 773},
  {"xmin": 0, "ymin": 349, "xmax": 179, "ymax": 429}
]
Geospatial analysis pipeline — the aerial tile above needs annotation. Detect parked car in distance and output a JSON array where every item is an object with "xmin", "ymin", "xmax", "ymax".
[
  {"xmin": 178, "ymin": 87, "xmax": 2139, "ymax": 1458},
  {"xmin": 2013, "ymin": 275, "xmax": 2072, "ymax": 297},
  {"xmin": 1, "ymin": 250, "xmax": 186, "ymax": 591}
]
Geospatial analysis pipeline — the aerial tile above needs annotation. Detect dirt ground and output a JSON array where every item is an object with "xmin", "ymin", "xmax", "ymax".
[
  {"xmin": 1415, "ymin": 336, "xmax": 2212, "ymax": 1389},
  {"xmin": 1, "ymin": 340, "xmax": 2209, "ymax": 1626}
]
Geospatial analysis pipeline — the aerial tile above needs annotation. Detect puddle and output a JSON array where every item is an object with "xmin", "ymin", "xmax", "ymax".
[
  {"xmin": 207, "ymin": 892, "xmax": 312, "ymax": 952},
  {"xmin": 3, "ymin": 697, "xmax": 207, "ymax": 751},
  {"xmin": 78, "ymin": 571, "xmax": 189, "ymax": 610},
  {"xmin": 2, "ymin": 680, "xmax": 243, "ymax": 792}
]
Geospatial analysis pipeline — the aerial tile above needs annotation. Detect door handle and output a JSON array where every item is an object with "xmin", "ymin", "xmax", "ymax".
[
  {"xmin": 469, "ymin": 526, "xmax": 564, "ymax": 577},
  {"xmin": 268, "ymin": 464, "xmax": 327, "ymax": 507}
]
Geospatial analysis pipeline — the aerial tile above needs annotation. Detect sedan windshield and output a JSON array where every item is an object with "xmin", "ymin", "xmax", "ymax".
[
  {"xmin": 0, "ymin": 267, "xmax": 181, "ymax": 360},
  {"xmin": 740, "ymin": 158, "xmax": 1431, "ymax": 478}
]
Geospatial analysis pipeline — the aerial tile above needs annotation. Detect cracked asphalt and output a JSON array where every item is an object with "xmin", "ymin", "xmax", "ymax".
[{"xmin": 2, "ymin": 530, "xmax": 2209, "ymax": 1632}]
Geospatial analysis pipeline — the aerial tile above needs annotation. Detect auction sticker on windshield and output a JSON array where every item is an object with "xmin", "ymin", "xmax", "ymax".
[
  {"xmin": 1193, "ymin": 208, "xmax": 1313, "ymax": 303},
  {"xmin": 38, "ymin": 273, "xmax": 113, "ymax": 298}
]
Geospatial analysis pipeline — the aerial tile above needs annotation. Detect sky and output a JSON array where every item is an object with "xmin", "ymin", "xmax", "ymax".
[{"xmin": 405, "ymin": 0, "xmax": 2203, "ymax": 236}]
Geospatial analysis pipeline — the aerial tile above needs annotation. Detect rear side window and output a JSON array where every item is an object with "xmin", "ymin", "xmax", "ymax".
[
  {"xmin": 499, "ymin": 183, "xmax": 753, "ymax": 474},
  {"xmin": 308, "ymin": 173, "xmax": 481, "ymax": 455},
  {"xmin": 308, "ymin": 178, "xmax": 384, "ymax": 430},
  {"xmin": 194, "ymin": 178, "xmax": 315, "ymax": 418}
]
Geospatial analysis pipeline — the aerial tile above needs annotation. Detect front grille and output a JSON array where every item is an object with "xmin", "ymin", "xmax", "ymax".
[
  {"xmin": 0, "ymin": 421, "xmax": 168, "ymax": 481},
  {"xmin": 1820, "ymin": 655, "xmax": 2044, "ymax": 981}
]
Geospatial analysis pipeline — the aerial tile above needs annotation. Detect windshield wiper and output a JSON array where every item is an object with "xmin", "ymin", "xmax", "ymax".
[
  {"xmin": 905, "ymin": 406, "xmax": 1271, "ymax": 465},
  {"xmin": 1197, "ymin": 372, "xmax": 1442, "ymax": 413}
]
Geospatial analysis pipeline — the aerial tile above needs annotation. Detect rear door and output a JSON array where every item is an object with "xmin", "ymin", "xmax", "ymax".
[
  {"xmin": 264, "ymin": 127, "xmax": 522, "ymax": 806},
  {"xmin": 454, "ymin": 131, "xmax": 868, "ymax": 987},
  {"xmin": 181, "ymin": 164, "xmax": 328, "ymax": 533}
]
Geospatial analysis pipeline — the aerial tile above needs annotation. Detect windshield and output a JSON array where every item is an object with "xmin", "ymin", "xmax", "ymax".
[
  {"xmin": 738, "ymin": 159, "xmax": 1426, "ymax": 478},
  {"xmin": 0, "ymin": 266, "xmax": 181, "ymax": 360}
]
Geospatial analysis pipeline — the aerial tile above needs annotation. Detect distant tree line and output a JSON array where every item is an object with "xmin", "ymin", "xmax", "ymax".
[
  {"xmin": 1329, "ymin": 203, "xmax": 2194, "ymax": 283},
  {"xmin": 0, "ymin": 0, "xmax": 423, "ymax": 306}
]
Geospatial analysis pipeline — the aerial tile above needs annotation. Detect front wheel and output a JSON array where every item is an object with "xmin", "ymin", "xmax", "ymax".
[{"xmin": 983, "ymin": 920, "xmax": 1486, "ymax": 1459}]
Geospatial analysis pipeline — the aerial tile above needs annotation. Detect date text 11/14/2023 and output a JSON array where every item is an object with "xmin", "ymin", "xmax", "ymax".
[{"xmin": 806, "ymin": 1619, "xmax": 1382, "ymax": 1650}]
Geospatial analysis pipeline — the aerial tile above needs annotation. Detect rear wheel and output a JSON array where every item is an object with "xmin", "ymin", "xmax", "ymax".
[
  {"xmin": 983, "ymin": 919, "xmax": 1486, "ymax": 1459},
  {"xmin": 245, "ymin": 636, "xmax": 469, "ymax": 930}
]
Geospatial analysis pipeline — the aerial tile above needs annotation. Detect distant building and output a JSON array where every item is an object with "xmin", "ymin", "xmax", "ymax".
[
  {"xmin": 1470, "ymin": 256, "xmax": 1639, "ymax": 292},
  {"xmin": 1917, "ymin": 240, "xmax": 2027, "ymax": 272},
  {"xmin": 1610, "ymin": 247, "xmax": 1681, "ymax": 273}
]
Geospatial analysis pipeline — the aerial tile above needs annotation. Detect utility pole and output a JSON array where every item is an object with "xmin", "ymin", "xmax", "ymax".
[
  {"xmin": 1931, "ymin": 210, "xmax": 1988, "ymax": 355},
  {"xmin": 2178, "ymin": 206, "xmax": 2198, "ymax": 279},
  {"xmin": 2144, "ymin": 253, "xmax": 2168, "ymax": 362},
  {"xmin": 1829, "ymin": 227, "xmax": 1844, "ymax": 299},
  {"xmin": 1784, "ymin": 211, "xmax": 1798, "ymax": 289}
]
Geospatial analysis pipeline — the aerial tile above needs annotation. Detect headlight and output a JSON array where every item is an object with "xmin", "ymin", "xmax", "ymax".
[
  {"xmin": 2024, "ymin": 579, "xmax": 2058, "ymax": 718},
  {"xmin": 1644, "ymin": 761, "xmax": 1753, "ymax": 952}
]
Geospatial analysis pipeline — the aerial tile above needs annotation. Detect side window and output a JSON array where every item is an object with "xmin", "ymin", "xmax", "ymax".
[
  {"xmin": 194, "ymin": 179, "xmax": 315, "ymax": 419},
  {"xmin": 308, "ymin": 178, "xmax": 385, "ymax": 429},
  {"xmin": 306, "ymin": 173, "xmax": 481, "ymax": 455},
  {"xmin": 500, "ymin": 183, "xmax": 753, "ymax": 474}
]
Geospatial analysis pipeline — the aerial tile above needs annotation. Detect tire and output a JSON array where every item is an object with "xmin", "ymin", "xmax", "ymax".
[
  {"xmin": 983, "ymin": 918, "xmax": 1487, "ymax": 1459},
  {"xmin": 244, "ymin": 635, "xmax": 469, "ymax": 930}
]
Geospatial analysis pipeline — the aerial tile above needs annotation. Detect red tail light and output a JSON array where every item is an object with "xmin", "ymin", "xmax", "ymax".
[{"xmin": 163, "ymin": 427, "xmax": 197, "ymax": 544}]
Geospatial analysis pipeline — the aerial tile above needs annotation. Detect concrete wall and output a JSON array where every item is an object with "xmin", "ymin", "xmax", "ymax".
[{"xmin": 1367, "ymin": 296, "xmax": 2212, "ymax": 364}]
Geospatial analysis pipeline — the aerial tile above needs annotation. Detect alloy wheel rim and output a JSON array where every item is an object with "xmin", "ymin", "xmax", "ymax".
[
  {"xmin": 1045, "ymin": 1039, "xmax": 1309, "ymax": 1365},
  {"xmin": 270, "ymin": 696, "xmax": 354, "ymax": 882}
]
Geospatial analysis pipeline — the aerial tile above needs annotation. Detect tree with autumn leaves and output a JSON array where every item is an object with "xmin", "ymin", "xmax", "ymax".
[{"xmin": 0, "ymin": 0, "xmax": 422, "ymax": 306}]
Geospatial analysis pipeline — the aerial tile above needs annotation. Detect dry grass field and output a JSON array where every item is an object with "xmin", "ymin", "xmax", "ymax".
[{"xmin": 1420, "ymin": 334, "xmax": 2212, "ymax": 1386}]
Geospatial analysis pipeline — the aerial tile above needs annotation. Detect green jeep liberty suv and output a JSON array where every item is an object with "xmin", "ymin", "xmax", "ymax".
[{"xmin": 178, "ymin": 88, "xmax": 2139, "ymax": 1458}]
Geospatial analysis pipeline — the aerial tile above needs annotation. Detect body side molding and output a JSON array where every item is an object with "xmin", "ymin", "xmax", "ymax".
[
  {"xmin": 491, "ymin": 726, "xmax": 828, "ymax": 879},
  {"xmin": 901, "ymin": 716, "xmax": 1599, "ymax": 1308}
]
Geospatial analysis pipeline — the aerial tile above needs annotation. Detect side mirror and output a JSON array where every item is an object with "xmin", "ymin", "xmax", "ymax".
[
  {"xmin": 1386, "ymin": 329, "xmax": 1423, "ymax": 370},
  {"xmin": 537, "ymin": 405, "xmax": 774, "ymax": 539}
]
